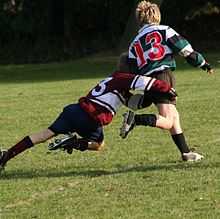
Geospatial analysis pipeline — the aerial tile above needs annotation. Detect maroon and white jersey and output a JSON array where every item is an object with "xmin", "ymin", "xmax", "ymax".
[{"xmin": 79, "ymin": 71, "xmax": 171, "ymax": 125}]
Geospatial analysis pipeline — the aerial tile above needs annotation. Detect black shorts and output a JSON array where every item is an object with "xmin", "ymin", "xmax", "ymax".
[
  {"xmin": 48, "ymin": 103, "xmax": 104, "ymax": 142},
  {"xmin": 143, "ymin": 69, "xmax": 176, "ymax": 106}
]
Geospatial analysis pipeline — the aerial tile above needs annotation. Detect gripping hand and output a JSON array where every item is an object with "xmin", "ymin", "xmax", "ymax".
[{"xmin": 201, "ymin": 62, "xmax": 213, "ymax": 74}]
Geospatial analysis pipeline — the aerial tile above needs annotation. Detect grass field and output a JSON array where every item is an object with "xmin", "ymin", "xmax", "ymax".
[{"xmin": 0, "ymin": 53, "xmax": 220, "ymax": 219}]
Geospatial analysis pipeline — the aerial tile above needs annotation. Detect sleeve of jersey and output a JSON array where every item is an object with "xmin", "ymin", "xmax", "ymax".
[
  {"xmin": 130, "ymin": 75, "xmax": 155, "ymax": 92},
  {"xmin": 127, "ymin": 45, "xmax": 139, "ymax": 74},
  {"xmin": 166, "ymin": 28, "xmax": 206, "ymax": 67},
  {"xmin": 130, "ymin": 75, "xmax": 170, "ymax": 93},
  {"xmin": 128, "ymin": 44, "xmax": 136, "ymax": 59}
]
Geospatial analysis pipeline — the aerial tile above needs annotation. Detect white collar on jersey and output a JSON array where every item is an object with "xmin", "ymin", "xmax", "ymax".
[{"xmin": 138, "ymin": 24, "xmax": 157, "ymax": 33}]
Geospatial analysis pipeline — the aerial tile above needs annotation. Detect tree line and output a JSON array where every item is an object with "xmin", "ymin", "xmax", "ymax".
[{"xmin": 0, "ymin": 0, "xmax": 219, "ymax": 64}]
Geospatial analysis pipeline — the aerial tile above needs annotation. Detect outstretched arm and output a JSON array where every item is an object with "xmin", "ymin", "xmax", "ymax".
[
  {"xmin": 184, "ymin": 51, "xmax": 213, "ymax": 74},
  {"xmin": 166, "ymin": 28, "xmax": 213, "ymax": 74}
]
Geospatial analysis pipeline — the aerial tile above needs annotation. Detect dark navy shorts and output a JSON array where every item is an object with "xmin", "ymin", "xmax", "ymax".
[{"xmin": 48, "ymin": 103, "xmax": 104, "ymax": 142}]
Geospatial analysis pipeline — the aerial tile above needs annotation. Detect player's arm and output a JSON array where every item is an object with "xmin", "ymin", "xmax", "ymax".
[
  {"xmin": 124, "ymin": 92, "xmax": 145, "ymax": 111},
  {"xmin": 130, "ymin": 75, "xmax": 177, "ymax": 101},
  {"xmin": 127, "ymin": 44, "xmax": 139, "ymax": 74},
  {"xmin": 125, "ymin": 88, "xmax": 177, "ymax": 111},
  {"xmin": 128, "ymin": 58, "xmax": 139, "ymax": 74},
  {"xmin": 130, "ymin": 75, "xmax": 176, "ymax": 94},
  {"xmin": 186, "ymin": 52, "xmax": 213, "ymax": 74},
  {"xmin": 114, "ymin": 73, "xmax": 176, "ymax": 110},
  {"xmin": 166, "ymin": 28, "xmax": 213, "ymax": 74}
]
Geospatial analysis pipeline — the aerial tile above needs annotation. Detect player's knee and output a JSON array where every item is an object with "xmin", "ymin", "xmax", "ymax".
[
  {"xmin": 174, "ymin": 109, "xmax": 180, "ymax": 120},
  {"xmin": 162, "ymin": 119, "xmax": 173, "ymax": 130},
  {"xmin": 165, "ymin": 109, "xmax": 180, "ymax": 130},
  {"xmin": 158, "ymin": 114, "xmax": 174, "ymax": 130},
  {"xmin": 161, "ymin": 105, "xmax": 178, "ymax": 130},
  {"xmin": 171, "ymin": 107, "xmax": 180, "ymax": 123}
]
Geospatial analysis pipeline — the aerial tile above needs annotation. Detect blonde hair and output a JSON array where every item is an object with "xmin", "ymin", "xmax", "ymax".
[{"xmin": 136, "ymin": 1, "xmax": 161, "ymax": 26}]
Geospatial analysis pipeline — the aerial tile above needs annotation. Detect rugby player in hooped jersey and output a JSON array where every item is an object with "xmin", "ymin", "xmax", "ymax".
[
  {"xmin": 0, "ymin": 54, "xmax": 177, "ymax": 171},
  {"xmin": 120, "ymin": 0, "xmax": 213, "ymax": 161}
]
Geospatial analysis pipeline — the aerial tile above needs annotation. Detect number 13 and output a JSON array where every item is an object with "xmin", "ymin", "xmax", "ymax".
[{"xmin": 134, "ymin": 31, "xmax": 165, "ymax": 68}]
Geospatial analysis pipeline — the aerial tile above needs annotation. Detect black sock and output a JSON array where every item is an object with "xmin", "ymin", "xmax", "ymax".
[
  {"xmin": 171, "ymin": 133, "xmax": 190, "ymax": 154},
  {"xmin": 135, "ymin": 114, "xmax": 157, "ymax": 127}
]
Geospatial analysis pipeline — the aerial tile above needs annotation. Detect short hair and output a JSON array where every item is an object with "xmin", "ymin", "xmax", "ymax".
[
  {"xmin": 117, "ymin": 52, "xmax": 130, "ymax": 72},
  {"xmin": 136, "ymin": 1, "xmax": 161, "ymax": 26}
]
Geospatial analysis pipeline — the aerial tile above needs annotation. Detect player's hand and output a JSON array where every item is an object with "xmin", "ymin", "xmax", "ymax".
[
  {"xmin": 168, "ymin": 87, "xmax": 178, "ymax": 101},
  {"xmin": 201, "ymin": 62, "xmax": 213, "ymax": 75},
  {"xmin": 153, "ymin": 87, "xmax": 178, "ymax": 101},
  {"xmin": 207, "ymin": 68, "xmax": 214, "ymax": 75}
]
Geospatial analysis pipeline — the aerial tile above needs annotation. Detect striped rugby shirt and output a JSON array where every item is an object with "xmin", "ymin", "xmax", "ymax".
[
  {"xmin": 129, "ymin": 24, "xmax": 206, "ymax": 75},
  {"xmin": 79, "ymin": 71, "xmax": 171, "ymax": 125}
]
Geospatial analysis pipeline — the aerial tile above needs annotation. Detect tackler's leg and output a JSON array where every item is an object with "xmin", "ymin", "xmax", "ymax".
[
  {"xmin": 0, "ymin": 129, "xmax": 55, "ymax": 171},
  {"xmin": 120, "ymin": 110, "xmax": 158, "ymax": 139},
  {"xmin": 120, "ymin": 111, "xmax": 136, "ymax": 139}
]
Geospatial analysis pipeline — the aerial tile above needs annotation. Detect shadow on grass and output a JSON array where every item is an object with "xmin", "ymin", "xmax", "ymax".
[
  {"xmin": 0, "ymin": 57, "xmax": 116, "ymax": 84},
  {"xmin": 1, "ymin": 53, "xmax": 218, "ymax": 84},
  {"xmin": 1, "ymin": 161, "xmax": 219, "ymax": 180}
]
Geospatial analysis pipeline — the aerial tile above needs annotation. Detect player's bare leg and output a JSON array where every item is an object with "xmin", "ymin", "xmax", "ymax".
[
  {"xmin": 30, "ymin": 129, "xmax": 55, "ymax": 144},
  {"xmin": 0, "ymin": 129, "xmax": 55, "ymax": 171},
  {"xmin": 158, "ymin": 103, "xmax": 204, "ymax": 161},
  {"xmin": 156, "ymin": 104, "xmax": 174, "ymax": 130},
  {"xmin": 120, "ymin": 104, "xmax": 204, "ymax": 161}
]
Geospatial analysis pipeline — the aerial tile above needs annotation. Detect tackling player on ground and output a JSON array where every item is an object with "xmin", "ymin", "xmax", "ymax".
[
  {"xmin": 0, "ymin": 54, "xmax": 177, "ymax": 172},
  {"xmin": 120, "ymin": 0, "xmax": 213, "ymax": 161}
]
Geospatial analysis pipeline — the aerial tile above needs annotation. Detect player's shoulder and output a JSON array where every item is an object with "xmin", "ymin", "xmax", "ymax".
[
  {"xmin": 155, "ymin": 24, "xmax": 170, "ymax": 30},
  {"xmin": 135, "ymin": 24, "xmax": 173, "ymax": 37},
  {"xmin": 141, "ymin": 24, "xmax": 170, "ymax": 31},
  {"xmin": 156, "ymin": 24, "xmax": 177, "ymax": 33},
  {"xmin": 130, "ymin": 24, "xmax": 178, "ymax": 45},
  {"xmin": 158, "ymin": 25, "xmax": 179, "ymax": 39},
  {"xmin": 112, "ymin": 71, "xmax": 133, "ymax": 78}
]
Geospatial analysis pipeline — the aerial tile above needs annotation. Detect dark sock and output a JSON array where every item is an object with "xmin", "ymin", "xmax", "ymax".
[
  {"xmin": 6, "ymin": 136, "xmax": 34, "ymax": 162},
  {"xmin": 135, "ymin": 114, "xmax": 157, "ymax": 127},
  {"xmin": 171, "ymin": 133, "xmax": 190, "ymax": 154}
]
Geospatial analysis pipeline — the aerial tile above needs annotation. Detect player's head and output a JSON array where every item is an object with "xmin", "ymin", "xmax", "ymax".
[
  {"xmin": 117, "ymin": 52, "xmax": 130, "ymax": 72},
  {"xmin": 136, "ymin": 1, "xmax": 161, "ymax": 27}
]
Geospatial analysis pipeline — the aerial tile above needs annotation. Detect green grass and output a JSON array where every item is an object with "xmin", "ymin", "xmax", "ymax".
[{"xmin": 0, "ymin": 53, "xmax": 220, "ymax": 219}]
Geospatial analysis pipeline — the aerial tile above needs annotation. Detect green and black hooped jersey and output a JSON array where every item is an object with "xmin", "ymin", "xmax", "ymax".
[{"xmin": 129, "ymin": 24, "xmax": 206, "ymax": 75}]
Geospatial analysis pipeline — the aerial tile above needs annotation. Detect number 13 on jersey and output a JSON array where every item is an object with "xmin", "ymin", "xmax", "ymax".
[{"xmin": 133, "ymin": 31, "xmax": 166, "ymax": 68}]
